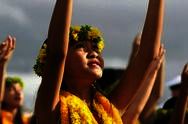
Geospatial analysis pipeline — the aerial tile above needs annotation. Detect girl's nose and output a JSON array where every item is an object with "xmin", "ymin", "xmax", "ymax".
[{"xmin": 87, "ymin": 51, "xmax": 98, "ymax": 59}]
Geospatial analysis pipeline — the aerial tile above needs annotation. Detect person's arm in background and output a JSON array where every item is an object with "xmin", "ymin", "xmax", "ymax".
[
  {"xmin": 127, "ymin": 33, "xmax": 141, "ymax": 66},
  {"xmin": 0, "ymin": 36, "xmax": 16, "ymax": 111},
  {"xmin": 169, "ymin": 63, "xmax": 188, "ymax": 124}
]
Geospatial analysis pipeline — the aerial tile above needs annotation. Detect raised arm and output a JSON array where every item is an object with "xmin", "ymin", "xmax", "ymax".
[
  {"xmin": 139, "ymin": 58, "xmax": 165, "ymax": 123},
  {"xmin": 34, "ymin": 0, "xmax": 73, "ymax": 123},
  {"xmin": 127, "ymin": 33, "xmax": 141, "ymax": 66},
  {"xmin": 169, "ymin": 63, "xmax": 188, "ymax": 124},
  {"xmin": 126, "ymin": 33, "xmax": 165, "ymax": 123},
  {"xmin": 109, "ymin": 0, "xmax": 165, "ymax": 113},
  {"xmin": 122, "ymin": 46, "xmax": 165, "ymax": 124},
  {"xmin": 0, "ymin": 36, "xmax": 16, "ymax": 111}
]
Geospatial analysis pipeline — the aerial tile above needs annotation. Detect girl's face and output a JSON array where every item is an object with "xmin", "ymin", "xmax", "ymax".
[
  {"xmin": 65, "ymin": 41, "xmax": 104, "ymax": 83},
  {"xmin": 3, "ymin": 83, "xmax": 24, "ymax": 108}
]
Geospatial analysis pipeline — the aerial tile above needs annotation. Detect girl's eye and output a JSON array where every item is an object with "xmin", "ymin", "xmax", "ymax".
[
  {"xmin": 74, "ymin": 43, "xmax": 85, "ymax": 49},
  {"xmin": 7, "ymin": 87, "xmax": 14, "ymax": 92},
  {"xmin": 93, "ymin": 44, "xmax": 100, "ymax": 53}
]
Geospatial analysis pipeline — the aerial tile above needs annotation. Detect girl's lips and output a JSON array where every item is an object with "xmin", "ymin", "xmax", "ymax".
[{"xmin": 88, "ymin": 59, "xmax": 102, "ymax": 68}]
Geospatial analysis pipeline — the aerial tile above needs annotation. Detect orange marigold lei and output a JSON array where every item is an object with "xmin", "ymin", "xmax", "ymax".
[{"xmin": 59, "ymin": 91, "xmax": 123, "ymax": 124}]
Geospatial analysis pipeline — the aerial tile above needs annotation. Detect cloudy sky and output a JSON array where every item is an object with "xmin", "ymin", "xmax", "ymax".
[{"xmin": 0, "ymin": 0, "xmax": 188, "ymax": 80}]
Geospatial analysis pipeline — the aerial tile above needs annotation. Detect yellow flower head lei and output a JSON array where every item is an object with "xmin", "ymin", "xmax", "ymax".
[{"xmin": 33, "ymin": 25, "xmax": 105, "ymax": 77}]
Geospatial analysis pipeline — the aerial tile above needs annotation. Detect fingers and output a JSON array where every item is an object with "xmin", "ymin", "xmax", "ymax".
[
  {"xmin": 134, "ymin": 33, "xmax": 141, "ymax": 46},
  {"xmin": 0, "ymin": 35, "xmax": 16, "ymax": 63},
  {"xmin": 145, "ymin": 44, "xmax": 165, "ymax": 76},
  {"xmin": 152, "ymin": 44, "xmax": 165, "ymax": 69},
  {"xmin": 182, "ymin": 63, "xmax": 188, "ymax": 74},
  {"xmin": 158, "ymin": 43, "xmax": 165, "ymax": 60},
  {"xmin": 0, "ymin": 36, "xmax": 9, "ymax": 56},
  {"xmin": 181, "ymin": 63, "xmax": 188, "ymax": 89},
  {"xmin": 12, "ymin": 36, "xmax": 16, "ymax": 49},
  {"xmin": 6, "ymin": 35, "xmax": 16, "ymax": 50},
  {"xmin": 181, "ymin": 63, "xmax": 188, "ymax": 79},
  {"xmin": 0, "ymin": 42, "xmax": 6, "ymax": 50},
  {"xmin": 0, "ymin": 37, "xmax": 8, "ymax": 50}
]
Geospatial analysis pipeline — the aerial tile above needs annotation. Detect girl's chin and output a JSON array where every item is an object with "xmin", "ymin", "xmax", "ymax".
[
  {"xmin": 92, "ymin": 72, "xmax": 103, "ymax": 79},
  {"xmin": 12, "ymin": 102, "xmax": 23, "ymax": 108}
]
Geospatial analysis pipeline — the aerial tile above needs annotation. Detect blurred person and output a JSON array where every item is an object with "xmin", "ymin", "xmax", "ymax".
[
  {"xmin": 169, "ymin": 63, "xmax": 188, "ymax": 124},
  {"xmin": 154, "ymin": 63, "xmax": 188, "ymax": 124},
  {"xmin": 162, "ymin": 83, "xmax": 181, "ymax": 109},
  {"xmin": 0, "ymin": 36, "xmax": 30, "ymax": 124}
]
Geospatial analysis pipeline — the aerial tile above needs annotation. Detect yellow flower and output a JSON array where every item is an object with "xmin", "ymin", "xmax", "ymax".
[
  {"xmin": 34, "ymin": 25, "xmax": 105, "ymax": 77},
  {"xmin": 72, "ymin": 33, "xmax": 78, "ymax": 41},
  {"xmin": 39, "ymin": 48, "xmax": 46, "ymax": 55},
  {"xmin": 43, "ymin": 43, "xmax": 47, "ymax": 49},
  {"xmin": 61, "ymin": 91, "xmax": 98, "ymax": 124},
  {"xmin": 93, "ymin": 100, "xmax": 112, "ymax": 124},
  {"xmin": 98, "ymin": 40, "xmax": 105, "ymax": 53},
  {"xmin": 73, "ymin": 26, "xmax": 81, "ymax": 32},
  {"xmin": 60, "ymin": 91, "xmax": 123, "ymax": 124},
  {"xmin": 88, "ymin": 28, "xmax": 102, "ymax": 39},
  {"xmin": 38, "ymin": 48, "xmax": 47, "ymax": 63},
  {"xmin": 38, "ymin": 54, "xmax": 46, "ymax": 63},
  {"xmin": 70, "ymin": 111, "xmax": 81, "ymax": 124}
]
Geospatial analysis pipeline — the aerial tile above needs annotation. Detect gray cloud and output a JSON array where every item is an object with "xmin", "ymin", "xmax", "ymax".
[
  {"xmin": 0, "ymin": 0, "xmax": 30, "ymax": 25},
  {"xmin": 0, "ymin": 0, "xmax": 188, "ymax": 80}
]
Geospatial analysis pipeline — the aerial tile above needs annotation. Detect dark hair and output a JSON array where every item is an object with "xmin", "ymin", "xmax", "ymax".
[
  {"xmin": 169, "ymin": 83, "xmax": 181, "ymax": 91},
  {"xmin": 5, "ymin": 76, "xmax": 24, "ymax": 88},
  {"xmin": 14, "ymin": 108, "xmax": 24, "ymax": 124},
  {"xmin": 29, "ymin": 115, "xmax": 36, "ymax": 124},
  {"xmin": 162, "ymin": 97, "xmax": 178, "ymax": 109}
]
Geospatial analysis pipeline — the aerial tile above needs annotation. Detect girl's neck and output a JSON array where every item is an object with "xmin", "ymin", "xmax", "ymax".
[
  {"xmin": 64, "ymin": 79, "xmax": 96, "ymax": 103},
  {"xmin": 3, "ymin": 106, "xmax": 18, "ymax": 117}
]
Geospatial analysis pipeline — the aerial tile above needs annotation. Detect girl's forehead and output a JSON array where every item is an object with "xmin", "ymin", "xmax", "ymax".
[
  {"xmin": 70, "ymin": 40, "xmax": 98, "ymax": 48},
  {"xmin": 82, "ymin": 41, "xmax": 97, "ymax": 45}
]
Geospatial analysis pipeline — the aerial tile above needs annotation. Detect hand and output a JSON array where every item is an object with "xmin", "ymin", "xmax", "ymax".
[
  {"xmin": 0, "ymin": 35, "xmax": 16, "ymax": 64},
  {"xmin": 181, "ymin": 63, "xmax": 188, "ymax": 94},
  {"xmin": 148, "ymin": 44, "xmax": 165, "ymax": 72}
]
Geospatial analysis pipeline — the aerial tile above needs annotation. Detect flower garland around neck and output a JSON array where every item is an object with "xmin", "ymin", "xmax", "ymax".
[
  {"xmin": 33, "ymin": 25, "xmax": 105, "ymax": 77},
  {"xmin": 60, "ymin": 91, "xmax": 123, "ymax": 124},
  {"xmin": 60, "ymin": 91, "xmax": 98, "ymax": 124}
]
